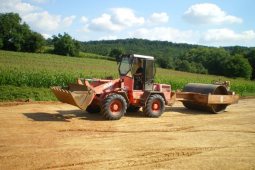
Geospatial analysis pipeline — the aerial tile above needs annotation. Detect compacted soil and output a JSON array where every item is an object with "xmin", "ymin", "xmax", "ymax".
[{"xmin": 0, "ymin": 99, "xmax": 254, "ymax": 169}]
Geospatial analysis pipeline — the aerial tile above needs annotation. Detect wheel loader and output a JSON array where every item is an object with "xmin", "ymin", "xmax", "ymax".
[{"xmin": 51, "ymin": 54, "xmax": 239, "ymax": 120}]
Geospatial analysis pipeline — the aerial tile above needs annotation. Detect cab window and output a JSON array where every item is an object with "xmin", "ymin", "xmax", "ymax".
[{"xmin": 119, "ymin": 56, "xmax": 131, "ymax": 76}]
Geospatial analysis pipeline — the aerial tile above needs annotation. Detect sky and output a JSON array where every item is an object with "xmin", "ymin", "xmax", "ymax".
[{"xmin": 1, "ymin": 0, "xmax": 255, "ymax": 47}]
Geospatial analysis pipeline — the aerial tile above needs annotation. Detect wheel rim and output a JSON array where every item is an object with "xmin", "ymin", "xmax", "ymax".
[
  {"xmin": 151, "ymin": 100, "xmax": 161, "ymax": 113},
  {"xmin": 110, "ymin": 100, "xmax": 122, "ymax": 115}
]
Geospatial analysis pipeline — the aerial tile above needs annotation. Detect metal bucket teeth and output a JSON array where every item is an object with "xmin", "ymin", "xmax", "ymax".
[{"xmin": 51, "ymin": 87, "xmax": 70, "ymax": 94}]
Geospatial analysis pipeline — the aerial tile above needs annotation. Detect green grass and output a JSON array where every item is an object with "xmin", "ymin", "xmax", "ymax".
[
  {"xmin": 156, "ymin": 69, "xmax": 255, "ymax": 96},
  {"xmin": 79, "ymin": 51, "xmax": 115, "ymax": 61},
  {"xmin": 0, "ymin": 50, "xmax": 119, "ymax": 87},
  {"xmin": 0, "ymin": 85, "xmax": 56, "ymax": 101},
  {"xmin": 0, "ymin": 50, "xmax": 254, "ymax": 101}
]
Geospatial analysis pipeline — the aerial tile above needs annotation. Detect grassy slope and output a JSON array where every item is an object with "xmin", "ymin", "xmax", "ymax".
[
  {"xmin": 0, "ymin": 50, "xmax": 118, "ymax": 101},
  {"xmin": 0, "ymin": 50, "xmax": 254, "ymax": 101}
]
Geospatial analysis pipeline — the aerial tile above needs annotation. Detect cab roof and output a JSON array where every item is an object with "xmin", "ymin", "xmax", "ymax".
[{"xmin": 132, "ymin": 54, "xmax": 154, "ymax": 60}]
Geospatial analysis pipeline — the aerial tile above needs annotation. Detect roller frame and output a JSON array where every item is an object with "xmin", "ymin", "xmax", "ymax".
[{"xmin": 175, "ymin": 92, "xmax": 239, "ymax": 105}]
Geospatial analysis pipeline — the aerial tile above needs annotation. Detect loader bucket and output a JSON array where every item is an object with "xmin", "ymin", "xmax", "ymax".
[
  {"xmin": 51, "ymin": 83, "xmax": 95, "ymax": 110},
  {"xmin": 176, "ymin": 83, "xmax": 239, "ymax": 113}
]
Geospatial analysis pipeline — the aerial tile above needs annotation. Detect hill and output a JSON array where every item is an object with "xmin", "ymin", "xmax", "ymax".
[
  {"xmin": 80, "ymin": 39, "xmax": 255, "ymax": 79},
  {"xmin": 81, "ymin": 38, "xmax": 254, "ymax": 58},
  {"xmin": 80, "ymin": 38, "xmax": 201, "ymax": 57},
  {"xmin": 0, "ymin": 50, "xmax": 255, "ymax": 101}
]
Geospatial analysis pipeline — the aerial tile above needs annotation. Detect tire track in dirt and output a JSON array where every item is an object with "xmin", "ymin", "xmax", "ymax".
[
  {"xmin": 41, "ymin": 159, "xmax": 111, "ymax": 170},
  {"xmin": 107, "ymin": 148, "xmax": 214, "ymax": 169},
  {"xmin": 41, "ymin": 147, "xmax": 218, "ymax": 169},
  {"xmin": 57, "ymin": 126, "xmax": 194, "ymax": 133},
  {"xmin": 188, "ymin": 129, "xmax": 255, "ymax": 134}
]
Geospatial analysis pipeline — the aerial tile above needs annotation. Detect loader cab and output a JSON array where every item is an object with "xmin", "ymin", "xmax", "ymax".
[{"xmin": 117, "ymin": 54, "xmax": 156, "ymax": 91}]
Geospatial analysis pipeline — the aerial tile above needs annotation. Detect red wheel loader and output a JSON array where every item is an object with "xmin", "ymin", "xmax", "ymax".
[{"xmin": 51, "ymin": 54, "xmax": 239, "ymax": 120}]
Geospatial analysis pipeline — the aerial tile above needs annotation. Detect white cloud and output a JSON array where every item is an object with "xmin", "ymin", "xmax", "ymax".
[
  {"xmin": 200, "ymin": 28, "xmax": 255, "ymax": 46},
  {"xmin": 0, "ymin": 0, "xmax": 75, "ymax": 33},
  {"xmin": 63, "ymin": 15, "xmax": 76, "ymax": 27},
  {"xmin": 90, "ymin": 13, "xmax": 123, "ymax": 32},
  {"xmin": 79, "ymin": 16, "xmax": 90, "ymax": 32},
  {"xmin": 130, "ymin": 27, "xmax": 197, "ymax": 43},
  {"xmin": 23, "ymin": 12, "xmax": 75, "ymax": 32},
  {"xmin": 183, "ymin": 3, "xmax": 242, "ymax": 25},
  {"xmin": 32, "ymin": 0, "xmax": 49, "ymax": 3},
  {"xmin": 80, "ymin": 16, "xmax": 88, "ymax": 24},
  {"xmin": 23, "ymin": 11, "xmax": 61, "ymax": 31},
  {"xmin": 110, "ymin": 8, "xmax": 144, "ymax": 27},
  {"xmin": 148, "ymin": 12, "xmax": 169, "ymax": 24},
  {"xmin": 78, "ymin": 24, "xmax": 90, "ymax": 33},
  {"xmin": 0, "ymin": 0, "xmax": 37, "ymax": 14},
  {"xmin": 130, "ymin": 27, "xmax": 255, "ymax": 46},
  {"xmin": 89, "ymin": 8, "xmax": 144, "ymax": 32}
]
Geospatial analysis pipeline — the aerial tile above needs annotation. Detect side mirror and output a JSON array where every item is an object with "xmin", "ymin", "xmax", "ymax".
[{"xmin": 115, "ymin": 55, "xmax": 122, "ymax": 64}]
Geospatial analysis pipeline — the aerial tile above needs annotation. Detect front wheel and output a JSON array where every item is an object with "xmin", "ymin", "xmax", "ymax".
[
  {"xmin": 102, "ymin": 94, "xmax": 127, "ymax": 120},
  {"xmin": 143, "ymin": 94, "xmax": 165, "ymax": 118}
]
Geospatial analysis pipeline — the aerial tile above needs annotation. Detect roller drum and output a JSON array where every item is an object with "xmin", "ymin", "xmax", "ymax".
[{"xmin": 182, "ymin": 83, "xmax": 228, "ymax": 113}]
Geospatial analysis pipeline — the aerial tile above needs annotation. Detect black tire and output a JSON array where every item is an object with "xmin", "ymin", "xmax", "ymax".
[
  {"xmin": 102, "ymin": 94, "xmax": 127, "ymax": 120},
  {"xmin": 86, "ymin": 104, "xmax": 101, "ymax": 114},
  {"xmin": 127, "ymin": 105, "xmax": 140, "ymax": 112},
  {"xmin": 143, "ymin": 94, "xmax": 165, "ymax": 118}
]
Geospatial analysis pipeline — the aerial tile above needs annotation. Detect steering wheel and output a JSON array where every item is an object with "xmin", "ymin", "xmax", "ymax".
[{"xmin": 134, "ymin": 74, "xmax": 143, "ymax": 82}]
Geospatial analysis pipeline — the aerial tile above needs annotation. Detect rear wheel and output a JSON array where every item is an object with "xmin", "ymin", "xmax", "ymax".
[
  {"xmin": 102, "ymin": 94, "xmax": 127, "ymax": 120},
  {"xmin": 143, "ymin": 94, "xmax": 165, "ymax": 117}
]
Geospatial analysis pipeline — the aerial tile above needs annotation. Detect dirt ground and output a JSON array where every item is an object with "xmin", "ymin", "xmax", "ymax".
[{"xmin": 0, "ymin": 99, "xmax": 254, "ymax": 170}]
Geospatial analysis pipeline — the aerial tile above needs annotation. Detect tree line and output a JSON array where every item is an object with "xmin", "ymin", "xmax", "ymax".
[
  {"xmin": 0, "ymin": 13, "xmax": 45, "ymax": 52},
  {"xmin": 82, "ymin": 39, "xmax": 255, "ymax": 80},
  {"xmin": 0, "ymin": 13, "xmax": 79, "ymax": 56},
  {"xmin": 1, "ymin": 13, "xmax": 254, "ymax": 80}
]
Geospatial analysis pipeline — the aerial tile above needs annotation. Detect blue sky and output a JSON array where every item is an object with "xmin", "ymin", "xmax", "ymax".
[{"xmin": 1, "ymin": 0, "xmax": 255, "ymax": 46}]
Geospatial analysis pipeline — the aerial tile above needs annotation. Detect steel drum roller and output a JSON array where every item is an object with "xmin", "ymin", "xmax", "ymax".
[{"xmin": 182, "ymin": 83, "xmax": 228, "ymax": 113}]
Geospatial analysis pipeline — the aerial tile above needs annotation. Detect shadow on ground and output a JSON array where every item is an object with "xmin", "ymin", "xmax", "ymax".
[
  {"xmin": 23, "ymin": 105, "xmax": 217, "ymax": 122},
  {"xmin": 165, "ymin": 106, "xmax": 223, "ymax": 115},
  {"xmin": 125, "ymin": 111, "xmax": 146, "ymax": 118},
  {"xmin": 23, "ymin": 110, "xmax": 107, "ymax": 122},
  {"xmin": 23, "ymin": 112, "xmax": 70, "ymax": 122},
  {"xmin": 23, "ymin": 110, "xmax": 149, "ymax": 122}
]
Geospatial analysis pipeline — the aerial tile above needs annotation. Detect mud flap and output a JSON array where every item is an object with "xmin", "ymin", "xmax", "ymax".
[{"xmin": 51, "ymin": 85, "xmax": 95, "ymax": 110}]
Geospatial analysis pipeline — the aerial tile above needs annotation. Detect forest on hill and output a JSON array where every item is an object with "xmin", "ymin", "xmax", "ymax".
[{"xmin": 81, "ymin": 39, "xmax": 255, "ymax": 80}]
